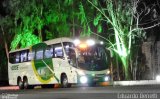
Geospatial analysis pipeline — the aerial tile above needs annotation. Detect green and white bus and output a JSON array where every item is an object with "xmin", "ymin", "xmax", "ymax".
[{"xmin": 8, "ymin": 37, "xmax": 111, "ymax": 89}]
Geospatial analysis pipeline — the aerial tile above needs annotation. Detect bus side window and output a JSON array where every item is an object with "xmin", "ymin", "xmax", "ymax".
[
  {"xmin": 63, "ymin": 42, "xmax": 75, "ymax": 57},
  {"xmin": 64, "ymin": 45, "xmax": 69, "ymax": 56},
  {"xmin": 20, "ymin": 50, "xmax": 28, "ymax": 62},
  {"xmin": 28, "ymin": 51, "xmax": 35, "ymax": 61},
  {"xmin": 15, "ymin": 52, "xmax": 20, "ymax": 63},
  {"xmin": 54, "ymin": 44, "xmax": 63, "ymax": 58},
  {"xmin": 9, "ymin": 53, "xmax": 16, "ymax": 63},
  {"xmin": 36, "ymin": 49, "xmax": 43, "ymax": 60},
  {"xmin": 68, "ymin": 48, "xmax": 76, "ymax": 67},
  {"xmin": 9, "ymin": 52, "xmax": 20, "ymax": 63},
  {"xmin": 44, "ymin": 45, "xmax": 53, "ymax": 58}
]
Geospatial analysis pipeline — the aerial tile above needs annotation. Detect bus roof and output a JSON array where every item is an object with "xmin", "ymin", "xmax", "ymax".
[
  {"xmin": 9, "ymin": 37, "xmax": 73, "ymax": 53},
  {"xmin": 9, "ymin": 37, "xmax": 104, "ymax": 53},
  {"xmin": 44, "ymin": 37, "xmax": 73, "ymax": 45},
  {"xmin": 9, "ymin": 47, "xmax": 30, "ymax": 53}
]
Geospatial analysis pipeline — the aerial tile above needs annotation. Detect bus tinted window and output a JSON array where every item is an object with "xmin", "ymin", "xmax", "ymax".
[
  {"xmin": 9, "ymin": 53, "xmax": 16, "ymax": 63},
  {"xmin": 63, "ymin": 42, "xmax": 75, "ymax": 57},
  {"xmin": 9, "ymin": 50, "xmax": 29, "ymax": 63},
  {"xmin": 28, "ymin": 51, "xmax": 35, "ymax": 60},
  {"xmin": 64, "ymin": 45, "xmax": 70, "ymax": 56},
  {"xmin": 44, "ymin": 45, "xmax": 53, "ymax": 58},
  {"xmin": 53, "ymin": 43, "xmax": 63, "ymax": 58},
  {"xmin": 54, "ymin": 47, "xmax": 63, "ymax": 58},
  {"xmin": 36, "ymin": 49, "xmax": 43, "ymax": 60},
  {"xmin": 20, "ymin": 50, "xmax": 28, "ymax": 62},
  {"xmin": 15, "ymin": 52, "xmax": 20, "ymax": 63},
  {"xmin": 77, "ymin": 44, "xmax": 108, "ymax": 71}
]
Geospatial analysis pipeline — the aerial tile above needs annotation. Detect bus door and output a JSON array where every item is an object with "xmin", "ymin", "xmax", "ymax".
[
  {"xmin": 63, "ymin": 43, "xmax": 78, "ymax": 83},
  {"xmin": 53, "ymin": 43, "xmax": 73, "ymax": 83},
  {"xmin": 66, "ymin": 48, "xmax": 78, "ymax": 83}
]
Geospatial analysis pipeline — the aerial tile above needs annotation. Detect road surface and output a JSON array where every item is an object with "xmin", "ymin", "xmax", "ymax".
[{"xmin": 0, "ymin": 85, "xmax": 160, "ymax": 99}]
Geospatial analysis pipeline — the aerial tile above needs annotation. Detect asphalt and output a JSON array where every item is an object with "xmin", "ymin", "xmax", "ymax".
[{"xmin": 0, "ymin": 85, "xmax": 160, "ymax": 99}]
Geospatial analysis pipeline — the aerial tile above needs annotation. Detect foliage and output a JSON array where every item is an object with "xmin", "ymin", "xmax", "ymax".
[
  {"xmin": 87, "ymin": 0, "xmax": 147, "ymax": 80},
  {"xmin": 0, "ymin": 0, "xmax": 159, "ymax": 80},
  {"xmin": 1, "ymin": 0, "xmax": 103, "ymax": 50},
  {"xmin": 11, "ymin": 31, "xmax": 40, "ymax": 50}
]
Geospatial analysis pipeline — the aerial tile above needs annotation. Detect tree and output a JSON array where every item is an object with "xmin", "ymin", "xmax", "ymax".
[
  {"xmin": 1, "ymin": 0, "xmax": 98, "ymax": 50},
  {"xmin": 1, "ymin": 0, "xmax": 42, "ymax": 50},
  {"xmin": 1, "ymin": 0, "xmax": 73, "ymax": 50},
  {"xmin": 0, "ymin": 16, "xmax": 13, "ymax": 59},
  {"xmin": 87, "ymin": 0, "xmax": 160, "ymax": 80}
]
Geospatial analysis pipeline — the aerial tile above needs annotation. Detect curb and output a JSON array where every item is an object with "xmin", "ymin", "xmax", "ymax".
[
  {"xmin": 113, "ymin": 80, "xmax": 160, "ymax": 86},
  {"xmin": 0, "ymin": 86, "xmax": 19, "ymax": 90}
]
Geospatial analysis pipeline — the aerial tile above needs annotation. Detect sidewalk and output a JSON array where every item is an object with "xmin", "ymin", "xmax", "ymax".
[
  {"xmin": 113, "ymin": 80, "xmax": 160, "ymax": 86},
  {"xmin": 0, "ymin": 86, "xmax": 19, "ymax": 90}
]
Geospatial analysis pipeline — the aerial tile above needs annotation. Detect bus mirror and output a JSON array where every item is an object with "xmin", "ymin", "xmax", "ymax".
[
  {"xmin": 68, "ymin": 59, "xmax": 73, "ymax": 65},
  {"xmin": 62, "ymin": 57, "xmax": 65, "ymax": 60}
]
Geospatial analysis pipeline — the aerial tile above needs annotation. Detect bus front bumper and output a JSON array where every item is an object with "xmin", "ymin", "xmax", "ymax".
[{"xmin": 78, "ymin": 74, "xmax": 110, "ymax": 84}]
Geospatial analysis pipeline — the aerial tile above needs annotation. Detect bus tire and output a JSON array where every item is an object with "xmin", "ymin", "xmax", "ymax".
[
  {"xmin": 17, "ymin": 77, "xmax": 24, "ymax": 90},
  {"xmin": 67, "ymin": 83, "xmax": 72, "ymax": 88},
  {"xmin": 61, "ymin": 75, "xmax": 69, "ymax": 88},
  {"xmin": 23, "ymin": 77, "xmax": 29, "ymax": 89}
]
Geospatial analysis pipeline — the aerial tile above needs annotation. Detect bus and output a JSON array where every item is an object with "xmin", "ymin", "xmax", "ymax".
[{"xmin": 8, "ymin": 37, "xmax": 111, "ymax": 89}]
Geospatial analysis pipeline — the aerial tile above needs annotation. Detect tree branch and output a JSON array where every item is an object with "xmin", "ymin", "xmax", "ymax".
[{"xmin": 142, "ymin": 22, "xmax": 160, "ymax": 30}]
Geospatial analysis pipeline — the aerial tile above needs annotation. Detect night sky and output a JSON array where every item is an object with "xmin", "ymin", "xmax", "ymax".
[
  {"xmin": 0, "ymin": 0, "xmax": 5, "ymax": 16},
  {"xmin": 0, "ymin": 0, "xmax": 160, "ymax": 41}
]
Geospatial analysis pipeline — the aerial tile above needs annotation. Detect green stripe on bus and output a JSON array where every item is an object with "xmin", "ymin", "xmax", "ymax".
[{"xmin": 31, "ymin": 43, "xmax": 59, "ymax": 84}]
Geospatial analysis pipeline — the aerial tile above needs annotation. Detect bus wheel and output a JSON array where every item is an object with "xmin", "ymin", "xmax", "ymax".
[
  {"xmin": 17, "ymin": 78, "xmax": 24, "ymax": 90},
  {"xmin": 61, "ymin": 75, "xmax": 69, "ymax": 88},
  {"xmin": 23, "ymin": 77, "xmax": 29, "ymax": 89},
  {"xmin": 67, "ymin": 83, "xmax": 72, "ymax": 88}
]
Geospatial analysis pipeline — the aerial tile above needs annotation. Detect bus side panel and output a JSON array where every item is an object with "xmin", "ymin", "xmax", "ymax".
[
  {"xmin": 53, "ymin": 58, "xmax": 78, "ymax": 84},
  {"xmin": 8, "ymin": 63, "xmax": 17, "ymax": 85}
]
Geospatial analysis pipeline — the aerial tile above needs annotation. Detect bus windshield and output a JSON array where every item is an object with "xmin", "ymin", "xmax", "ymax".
[{"xmin": 77, "ymin": 44, "xmax": 109, "ymax": 71}]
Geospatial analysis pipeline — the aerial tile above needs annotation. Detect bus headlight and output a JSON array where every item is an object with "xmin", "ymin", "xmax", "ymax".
[
  {"xmin": 80, "ymin": 76, "xmax": 88, "ymax": 84},
  {"xmin": 156, "ymin": 75, "xmax": 160, "ymax": 81},
  {"xmin": 106, "ymin": 70, "xmax": 110, "ymax": 74},
  {"xmin": 104, "ymin": 76, "xmax": 109, "ymax": 81},
  {"xmin": 86, "ymin": 39, "xmax": 95, "ymax": 46}
]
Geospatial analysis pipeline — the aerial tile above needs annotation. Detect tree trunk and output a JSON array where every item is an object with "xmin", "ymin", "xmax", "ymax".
[
  {"xmin": 116, "ymin": 55, "xmax": 120, "ymax": 80},
  {"xmin": 1, "ymin": 26, "xmax": 9, "ymax": 60},
  {"xmin": 72, "ymin": 2, "xmax": 75, "ymax": 37},
  {"xmin": 121, "ymin": 56, "xmax": 131, "ymax": 80},
  {"xmin": 39, "ymin": 29, "xmax": 43, "ymax": 41}
]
